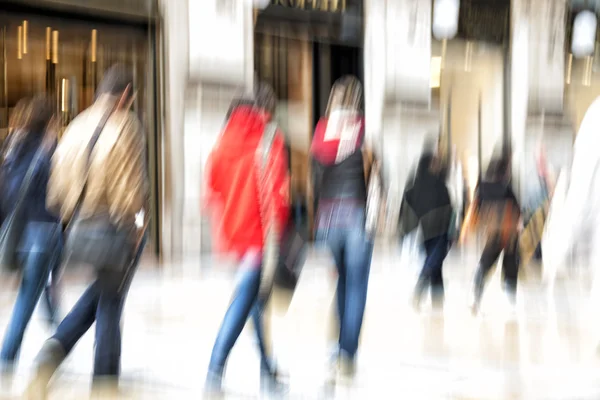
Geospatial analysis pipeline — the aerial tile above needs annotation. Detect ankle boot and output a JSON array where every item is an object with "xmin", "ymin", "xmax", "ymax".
[
  {"xmin": 25, "ymin": 339, "xmax": 66, "ymax": 400},
  {"xmin": 471, "ymin": 268, "xmax": 487, "ymax": 314}
]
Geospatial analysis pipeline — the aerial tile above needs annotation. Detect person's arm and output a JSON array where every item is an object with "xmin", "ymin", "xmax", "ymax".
[
  {"xmin": 459, "ymin": 186, "xmax": 480, "ymax": 243},
  {"xmin": 106, "ymin": 113, "xmax": 149, "ymax": 234}
]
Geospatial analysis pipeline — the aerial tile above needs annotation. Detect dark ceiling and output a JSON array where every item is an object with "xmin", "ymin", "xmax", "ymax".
[{"xmin": 457, "ymin": 0, "xmax": 511, "ymax": 44}]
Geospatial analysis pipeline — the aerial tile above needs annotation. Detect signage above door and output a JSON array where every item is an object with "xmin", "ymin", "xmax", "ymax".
[{"xmin": 269, "ymin": 0, "xmax": 348, "ymax": 13}]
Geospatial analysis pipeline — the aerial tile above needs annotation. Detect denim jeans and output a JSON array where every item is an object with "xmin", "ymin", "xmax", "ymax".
[
  {"xmin": 414, "ymin": 234, "xmax": 450, "ymax": 306},
  {"xmin": 320, "ymin": 214, "xmax": 373, "ymax": 361},
  {"xmin": 50, "ymin": 234, "xmax": 146, "ymax": 380},
  {"xmin": 207, "ymin": 251, "xmax": 273, "ymax": 382},
  {"xmin": 0, "ymin": 223, "xmax": 62, "ymax": 364}
]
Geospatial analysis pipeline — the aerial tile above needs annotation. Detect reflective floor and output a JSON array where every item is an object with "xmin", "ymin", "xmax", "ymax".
[{"xmin": 1, "ymin": 244, "xmax": 600, "ymax": 399}]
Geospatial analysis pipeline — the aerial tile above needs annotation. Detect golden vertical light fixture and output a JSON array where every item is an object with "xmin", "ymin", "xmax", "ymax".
[
  {"xmin": 45, "ymin": 27, "xmax": 51, "ymax": 60},
  {"xmin": 22, "ymin": 20, "xmax": 28, "ymax": 54},
  {"xmin": 566, "ymin": 53, "xmax": 573, "ymax": 84},
  {"xmin": 61, "ymin": 78, "xmax": 69, "ymax": 112},
  {"xmin": 91, "ymin": 29, "xmax": 97, "ymax": 62},
  {"xmin": 17, "ymin": 26, "xmax": 22, "ymax": 60},
  {"xmin": 52, "ymin": 30, "xmax": 58, "ymax": 64}
]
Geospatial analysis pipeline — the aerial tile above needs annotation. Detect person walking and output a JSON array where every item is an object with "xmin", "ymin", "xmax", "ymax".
[
  {"xmin": 398, "ymin": 147, "xmax": 453, "ymax": 311},
  {"xmin": 310, "ymin": 76, "xmax": 376, "ymax": 383},
  {"xmin": 26, "ymin": 64, "xmax": 148, "ymax": 398},
  {"xmin": 204, "ymin": 82, "xmax": 290, "ymax": 398},
  {"xmin": 0, "ymin": 96, "xmax": 63, "ymax": 373},
  {"xmin": 461, "ymin": 157, "xmax": 521, "ymax": 315}
]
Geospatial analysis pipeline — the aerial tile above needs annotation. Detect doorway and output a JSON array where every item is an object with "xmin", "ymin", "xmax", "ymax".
[{"xmin": 0, "ymin": 11, "xmax": 160, "ymax": 255}]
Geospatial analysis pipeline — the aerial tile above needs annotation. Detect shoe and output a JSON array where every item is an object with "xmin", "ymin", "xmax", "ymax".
[
  {"xmin": 204, "ymin": 371, "xmax": 224, "ymax": 400},
  {"xmin": 24, "ymin": 339, "xmax": 66, "ymax": 400},
  {"xmin": 260, "ymin": 371, "xmax": 289, "ymax": 397},
  {"xmin": 337, "ymin": 353, "xmax": 356, "ymax": 381},
  {"xmin": 0, "ymin": 362, "xmax": 15, "ymax": 393}
]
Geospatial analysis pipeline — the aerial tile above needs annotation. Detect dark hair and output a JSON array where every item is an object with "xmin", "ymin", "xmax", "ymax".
[
  {"xmin": 96, "ymin": 64, "xmax": 133, "ymax": 100},
  {"xmin": 485, "ymin": 158, "xmax": 510, "ymax": 181},
  {"xmin": 10, "ymin": 95, "xmax": 53, "ymax": 135},
  {"xmin": 253, "ymin": 81, "xmax": 276, "ymax": 116},
  {"xmin": 225, "ymin": 97, "xmax": 255, "ymax": 121},
  {"xmin": 325, "ymin": 75, "xmax": 363, "ymax": 116}
]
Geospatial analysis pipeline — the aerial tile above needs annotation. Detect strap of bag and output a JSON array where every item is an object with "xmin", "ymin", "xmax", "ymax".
[
  {"xmin": 256, "ymin": 122, "xmax": 279, "ymax": 296},
  {"xmin": 66, "ymin": 107, "xmax": 117, "ymax": 231}
]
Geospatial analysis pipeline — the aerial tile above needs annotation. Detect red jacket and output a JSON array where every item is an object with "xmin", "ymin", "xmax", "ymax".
[{"xmin": 204, "ymin": 106, "xmax": 290, "ymax": 259}]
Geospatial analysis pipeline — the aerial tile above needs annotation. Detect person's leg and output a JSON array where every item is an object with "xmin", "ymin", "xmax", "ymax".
[
  {"xmin": 413, "ymin": 237, "xmax": 440, "ymax": 309},
  {"xmin": 1, "ymin": 251, "xmax": 53, "ymax": 364},
  {"xmin": 25, "ymin": 281, "xmax": 100, "ymax": 399},
  {"xmin": 330, "ymin": 236, "xmax": 346, "ymax": 344},
  {"xmin": 338, "ymin": 228, "xmax": 373, "ymax": 369},
  {"xmin": 206, "ymin": 253, "xmax": 262, "ymax": 390},
  {"xmin": 501, "ymin": 236, "xmax": 519, "ymax": 304},
  {"xmin": 472, "ymin": 235, "xmax": 502, "ymax": 313},
  {"xmin": 92, "ymin": 234, "xmax": 146, "ymax": 391},
  {"xmin": 429, "ymin": 234, "xmax": 450, "ymax": 308},
  {"xmin": 250, "ymin": 300, "xmax": 274, "ymax": 375},
  {"xmin": 52, "ymin": 281, "xmax": 100, "ymax": 353},
  {"xmin": 41, "ymin": 239, "xmax": 63, "ymax": 327}
]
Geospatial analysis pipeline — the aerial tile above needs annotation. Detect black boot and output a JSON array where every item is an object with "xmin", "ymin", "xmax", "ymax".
[
  {"xmin": 25, "ymin": 339, "xmax": 66, "ymax": 400},
  {"xmin": 412, "ymin": 277, "xmax": 428, "ymax": 312},
  {"xmin": 471, "ymin": 268, "xmax": 486, "ymax": 315}
]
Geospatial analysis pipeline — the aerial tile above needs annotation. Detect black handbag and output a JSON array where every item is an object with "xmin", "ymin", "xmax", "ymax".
[
  {"xmin": 0, "ymin": 141, "xmax": 47, "ymax": 272},
  {"xmin": 274, "ymin": 217, "xmax": 308, "ymax": 291},
  {"xmin": 62, "ymin": 109, "xmax": 134, "ymax": 270}
]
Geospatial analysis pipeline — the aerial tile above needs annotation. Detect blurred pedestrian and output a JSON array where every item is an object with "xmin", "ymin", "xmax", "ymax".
[
  {"xmin": 398, "ymin": 144, "xmax": 453, "ymax": 311},
  {"xmin": 311, "ymin": 76, "xmax": 377, "ymax": 383},
  {"xmin": 26, "ymin": 64, "xmax": 149, "ymax": 398},
  {"xmin": 461, "ymin": 157, "xmax": 521, "ymax": 315},
  {"xmin": 542, "ymin": 97, "xmax": 600, "ymax": 349},
  {"xmin": 203, "ymin": 82, "xmax": 290, "ymax": 398},
  {"xmin": 0, "ymin": 96, "xmax": 62, "ymax": 373}
]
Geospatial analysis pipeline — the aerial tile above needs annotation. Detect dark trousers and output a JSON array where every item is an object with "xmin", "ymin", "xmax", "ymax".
[
  {"xmin": 1, "ymin": 225, "xmax": 62, "ymax": 364},
  {"xmin": 207, "ymin": 253, "xmax": 273, "ymax": 383},
  {"xmin": 473, "ymin": 234, "xmax": 519, "ymax": 304},
  {"xmin": 414, "ymin": 234, "xmax": 450, "ymax": 307},
  {"xmin": 325, "ymin": 226, "xmax": 373, "ymax": 361},
  {"xmin": 51, "ymin": 235, "xmax": 146, "ymax": 380}
]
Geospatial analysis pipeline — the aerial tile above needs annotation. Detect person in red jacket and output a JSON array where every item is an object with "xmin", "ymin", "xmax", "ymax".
[{"xmin": 204, "ymin": 82, "xmax": 290, "ymax": 398}]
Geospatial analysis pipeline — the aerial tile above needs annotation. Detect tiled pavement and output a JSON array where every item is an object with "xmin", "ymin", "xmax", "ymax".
[{"xmin": 0, "ymin": 245, "xmax": 600, "ymax": 399}]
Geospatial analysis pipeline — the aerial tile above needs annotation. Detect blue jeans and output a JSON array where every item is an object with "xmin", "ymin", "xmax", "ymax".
[
  {"xmin": 50, "ymin": 234, "xmax": 146, "ymax": 380},
  {"xmin": 414, "ymin": 234, "xmax": 450, "ymax": 306},
  {"xmin": 1, "ymin": 223, "xmax": 62, "ymax": 364},
  {"xmin": 323, "ymin": 223, "xmax": 373, "ymax": 361},
  {"xmin": 207, "ymin": 252, "xmax": 272, "ymax": 382}
]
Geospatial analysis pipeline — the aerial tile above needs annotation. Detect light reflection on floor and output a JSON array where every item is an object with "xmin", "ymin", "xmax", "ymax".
[{"xmin": 0, "ymin": 245, "xmax": 599, "ymax": 399}]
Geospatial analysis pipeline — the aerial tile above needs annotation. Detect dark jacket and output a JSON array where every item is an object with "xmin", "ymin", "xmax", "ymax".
[
  {"xmin": 399, "ymin": 154, "xmax": 452, "ymax": 241},
  {"xmin": 0, "ymin": 131, "xmax": 58, "ymax": 225}
]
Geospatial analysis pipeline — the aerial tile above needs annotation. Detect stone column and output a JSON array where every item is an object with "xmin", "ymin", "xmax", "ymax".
[
  {"xmin": 187, "ymin": 0, "xmax": 255, "ymax": 257},
  {"xmin": 511, "ymin": 0, "xmax": 566, "ymax": 198},
  {"xmin": 367, "ymin": 0, "xmax": 433, "ymax": 237},
  {"xmin": 159, "ymin": 0, "xmax": 189, "ymax": 261},
  {"xmin": 159, "ymin": 0, "xmax": 254, "ymax": 261}
]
